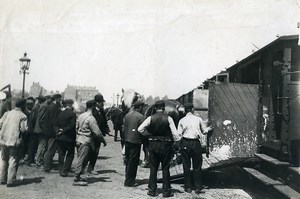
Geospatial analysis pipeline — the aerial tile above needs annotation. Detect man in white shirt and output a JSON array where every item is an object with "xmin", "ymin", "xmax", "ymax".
[
  {"xmin": 0, "ymin": 98, "xmax": 27, "ymax": 187},
  {"xmin": 177, "ymin": 103, "xmax": 212, "ymax": 194}
]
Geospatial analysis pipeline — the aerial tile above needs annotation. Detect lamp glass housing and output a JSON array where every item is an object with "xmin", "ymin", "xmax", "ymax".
[{"xmin": 19, "ymin": 53, "xmax": 31, "ymax": 71}]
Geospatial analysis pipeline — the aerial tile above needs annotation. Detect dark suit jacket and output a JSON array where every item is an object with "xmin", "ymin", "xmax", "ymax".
[
  {"xmin": 111, "ymin": 108, "xmax": 124, "ymax": 130},
  {"xmin": 92, "ymin": 107, "xmax": 109, "ymax": 136},
  {"xmin": 36, "ymin": 103, "xmax": 48, "ymax": 134},
  {"xmin": 44, "ymin": 102, "xmax": 61, "ymax": 138},
  {"xmin": 123, "ymin": 110, "xmax": 145, "ymax": 144},
  {"xmin": 28, "ymin": 103, "xmax": 40, "ymax": 132},
  {"xmin": 57, "ymin": 108, "xmax": 76, "ymax": 143}
]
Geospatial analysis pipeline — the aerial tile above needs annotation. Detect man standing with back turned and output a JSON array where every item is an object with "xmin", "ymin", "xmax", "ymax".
[
  {"xmin": 123, "ymin": 100, "xmax": 145, "ymax": 187},
  {"xmin": 44, "ymin": 94, "xmax": 62, "ymax": 172},
  {"xmin": 177, "ymin": 103, "xmax": 213, "ymax": 194},
  {"xmin": 56, "ymin": 99, "xmax": 76, "ymax": 177},
  {"xmin": 138, "ymin": 100, "xmax": 180, "ymax": 197},
  {"xmin": 0, "ymin": 98, "xmax": 27, "ymax": 187}
]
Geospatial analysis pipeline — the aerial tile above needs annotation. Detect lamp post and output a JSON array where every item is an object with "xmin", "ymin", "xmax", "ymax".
[
  {"xmin": 19, "ymin": 53, "xmax": 31, "ymax": 98},
  {"xmin": 116, "ymin": 93, "xmax": 120, "ymax": 107}
]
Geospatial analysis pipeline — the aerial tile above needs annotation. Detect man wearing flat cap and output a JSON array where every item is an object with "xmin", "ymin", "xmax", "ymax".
[
  {"xmin": 73, "ymin": 100, "xmax": 107, "ymax": 186},
  {"xmin": 56, "ymin": 99, "xmax": 76, "ymax": 177},
  {"xmin": 123, "ymin": 100, "xmax": 145, "ymax": 187},
  {"xmin": 87, "ymin": 94, "xmax": 110, "ymax": 175},
  {"xmin": 0, "ymin": 98, "xmax": 27, "ymax": 187},
  {"xmin": 177, "ymin": 103, "xmax": 213, "ymax": 194},
  {"xmin": 138, "ymin": 100, "xmax": 180, "ymax": 197}
]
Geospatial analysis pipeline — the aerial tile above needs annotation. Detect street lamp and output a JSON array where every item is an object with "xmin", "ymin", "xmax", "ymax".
[
  {"xmin": 19, "ymin": 53, "xmax": 31, "ymax": 98},
  {"xmin": 116, "ymin": 93, "xmax": 120, "ymax": 107}
]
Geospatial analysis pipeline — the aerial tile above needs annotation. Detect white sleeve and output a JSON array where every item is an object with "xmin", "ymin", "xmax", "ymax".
[
  {"xmin": 177, "ymin": 119, "xmax": 184, "ymax": 139},
  {"xmin": 138, "ymin": 116, "xmax": 151, "ymax": 133},
  {"xmin": 199, "ymin": 117, "xmax": 208, "ymax": 134},
  {"xmin": 168, "ymin": 116, "xmax": 181, "ymax": 141}
]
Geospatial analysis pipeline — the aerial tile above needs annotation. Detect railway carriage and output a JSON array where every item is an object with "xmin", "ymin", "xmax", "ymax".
[{"xmin": 177, "ymin": 35, "xmax": 300, "ymax": 167}]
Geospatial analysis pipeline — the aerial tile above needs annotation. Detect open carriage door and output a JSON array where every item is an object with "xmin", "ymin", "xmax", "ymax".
[
  {"xmin": 281, "ymin": 48, "xmax": 300, "ymax": 166},
  {"xmin": 208, "ymin": 82, "xmax": 260, "ymax": 158}
]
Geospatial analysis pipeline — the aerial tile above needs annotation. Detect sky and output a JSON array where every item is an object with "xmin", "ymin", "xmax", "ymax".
[{"xmin": 0, "ymin": 0, "xmax": 299, "ymax": 103}]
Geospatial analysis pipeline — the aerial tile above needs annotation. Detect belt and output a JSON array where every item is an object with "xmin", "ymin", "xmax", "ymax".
[
  {"xmin": 149, "ymin": 136, "xmax": 172, "ymax": 142},
  {"xmin": 182, "ymin": 137, "xmax": 199, "ymax": 141}
]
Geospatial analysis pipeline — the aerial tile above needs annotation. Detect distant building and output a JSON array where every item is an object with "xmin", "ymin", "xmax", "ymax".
[
  {"xmin": 29, "ymin": 82, "xmax": 47, "ymax": 97},
  {"xmin": 64, "ymin": 84, "xmax": 99, "ymax": 102}
]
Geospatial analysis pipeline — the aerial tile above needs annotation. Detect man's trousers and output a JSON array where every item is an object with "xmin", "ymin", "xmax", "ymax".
[
  {"xmin": 0, "ymin": 146, "xmax": 21, "ymax": 185},
  {"xmin": 180, "ymin": 138, "xmax": 203, "ymax": 190},
  {"xmin": 75, "ymin": 143, "xmax": 90, "ymax": 177},
  {"xmin": 43, "ymin": 137, "xmax": 57, "ymax": 171},
  {"xmin": 36, "ymin": 134, "xmax": 47, "ymax": 166},
  {"xmin": 124, "ymin": 142, "xmax": 141, "ymax": 186},
  {"xmin": 148, "ymin": 141, "xmax": 173, "ymax": 195},
  {"xmin": 57, "ymin": 140, "xmax": 75, "ymax": 175},
  {"xmin": 26, "ymin": 133, "xmax": 39, "ymax": 164},
  {"xmin": 87, "ymin": 139, "xmax": 100, "ymax": 172}
]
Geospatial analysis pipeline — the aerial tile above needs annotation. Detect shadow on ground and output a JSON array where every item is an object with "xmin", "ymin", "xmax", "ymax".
[
  {"xmin": 156, "ymin": 187, "xmax": 184, "ymax": 195},
  {"xmin": 17, "ymin": 177, "xmax": 45, "ymax": 186},
  {"xmin": 87, "ymin": 176, "xmax": 111, "ymax": 184},
  {"xmin": 95, "ymin": 169, "xmax": 117, "ymax": 174}
]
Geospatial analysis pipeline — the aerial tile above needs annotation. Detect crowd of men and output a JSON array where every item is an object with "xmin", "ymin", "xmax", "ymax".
[
  {"xmin": 0, "ymin": 91, "xmax": 212, "ymax": 198},
  {"xmin": 0, "ymin": 93, "xmax": 109, "ymax": 186},
  {"xmin": 123, "ymin": 100, "xmax": 213, "ymax": 197}
]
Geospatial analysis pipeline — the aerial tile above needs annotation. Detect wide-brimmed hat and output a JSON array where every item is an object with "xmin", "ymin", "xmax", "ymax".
[{"xmin": 94, "ymin": 94, "xmax": 105, "ymax": 102}]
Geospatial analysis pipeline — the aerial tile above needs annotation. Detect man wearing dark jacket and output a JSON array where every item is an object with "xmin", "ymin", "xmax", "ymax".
[
  {"xmin": 111, "ymin": 107, "xmax": 124, "ymax": 143},
  {"xmin": 35, "ymin": 96, "xmax": 51, "ymax": 167},
  {"xmin": 43, "ymin": 94, "xmax": 62, "ymax": 172},
  {"xmin": 87, "ymin": 94, "xmax": 110, "ymax": 174},
  {"xmin": 25, "ymin": 96, "xmax": 46, "ymax": 165},
  {"xmin": 123, "ymin": 100, "xmax": 145, "ymax": 187},
  {"xmin": 56, "ymin": 99, "xmax": 76, "ymax": 177},
  {"xmin": 93, "ymin": 94, "xmax": 110, "ymax": 136}
]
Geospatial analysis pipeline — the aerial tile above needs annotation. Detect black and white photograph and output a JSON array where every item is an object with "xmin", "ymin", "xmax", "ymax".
[{"xmin": 0, "ymin": 0, "xmax": 300, "ymax": 198}]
